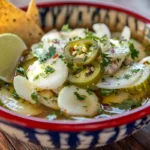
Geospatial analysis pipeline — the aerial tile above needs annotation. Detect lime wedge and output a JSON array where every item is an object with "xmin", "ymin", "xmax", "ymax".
[{"xmin": 0, "ymin": 33, "xmax": 27, "ymax": 83}]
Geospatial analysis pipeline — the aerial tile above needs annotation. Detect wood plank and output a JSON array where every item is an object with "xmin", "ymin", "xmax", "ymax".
[
  {"xmin": 0, "ymin": 132, "xmax": 16, "ymax": 150},
  {"xmin": 117, "ymin": 136, "xmax": 146, "ymax": 150},
  {"xmin": 4, "ymin": 132, "xmax": 46, "ymax": 150},
  {"xmin": 132, "ymin": 125, "xmax": 150, "ymax": 150}
]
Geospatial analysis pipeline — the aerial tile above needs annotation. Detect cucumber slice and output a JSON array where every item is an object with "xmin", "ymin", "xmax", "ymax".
[
  {"xmin": 27, "ymin": 58, "xmax": 68, "ymax": 90},
  {"xmin": 93, "ymin": 23, "xmax": 111, "ymax": 38},
  {"xmin": 38, "ymin": 90, "xmax": 59, "ymax": 110},
  {"xmin": 0, "ymin": 87, "xmax": 44, "ymax": 116},
  {"xmin": 104, "ymin": 46, "xmax": 129, "ymax": 75},
  {"xmin": 13, "ymin": 76, "xmax": 36, "ymax": 104},
  {"xmin": 58, "ymin": 86, "xmax": 100, "ymax": 117},
  {"xmin": 125, "ymin": 39, "xmax": 146, "ymax": 65},
  {"xmin": 125, "ymin": 65, "xmax": 150, "ymax": 93},
  {"xmin": 120, "ymin": 26, "xmax": 131, "ymax": 40},
  {"xmin": 97, "ymin": 64, "xmax": 144, "ymax": 89}
]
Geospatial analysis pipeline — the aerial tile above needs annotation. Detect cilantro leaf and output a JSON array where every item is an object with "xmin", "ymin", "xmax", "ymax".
[
  {"xmin": 100, "ymin": 89, "xmax": 115, "ymax": 96},
  {"xmin": 123, "ymin": 74, "xmax": 131, "ymax": 79},
  {"xmin": 31, "ymin": 92, "xmax": 39, "ymax": 103},
  {"xmin": 38, "ymin": 52, "xmax": 48, "ymax": 63},
  {"xmin": 74, "ymin": 92, "xmax": 86, "ymax": 100},
  {"xmin": 85, "ymin": 29, "xmax": 100, "ymax": 40},
  {"xmin": 44, "ymin": 66, "xmax": 55, "ymax": 74},
  {"xmin": 100, "ymin": 53, "xmax": 111, "ymax": 67},
  {"xmin": 16, "ymin": 67, "xmax": 28, "ymax": 79},
  {"xmin": 33, "ymin": 44, "xmax": 56, "ymax": 63},
  {"xmin": 61, "ymin": 24, "xmax": 72, "ymax": 32},
  {"xmin": 129, "ymin": 43, "xmax": 139, "ymax": 59},
  {"xmin": 48, "ymin": 46, "xmax": 56, "ymax": 58},
  {"xmin": 12, "ymin": 90, "xmax": 20, "ymax": 99},
  {"xmin": 113, "ymin": 99, "xmax": 142, "ymax": 110}
]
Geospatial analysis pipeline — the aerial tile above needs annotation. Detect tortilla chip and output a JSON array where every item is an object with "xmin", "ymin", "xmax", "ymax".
[
  {"xmin": 0, "ymin": 0, "xmax": 44, "ymax": 47},
  {"xmin": 27, "ymin": 0, "xmax": 41, "ymax": 26}
]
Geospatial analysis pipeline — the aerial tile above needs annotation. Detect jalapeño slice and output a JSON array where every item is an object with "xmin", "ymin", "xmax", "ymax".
[
  {"xmin": 68, "ymin": 61, "xmax": 103, "ymax": 87},
  {"xmin": 65, "ymin": 39, "xmax": 100, "ymax": 65}
]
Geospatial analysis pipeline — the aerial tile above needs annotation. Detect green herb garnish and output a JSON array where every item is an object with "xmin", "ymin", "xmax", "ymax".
[
  {"xmin": 33, "ymin": 75, "xmax": 40, "ymax": 81},
  {"xmin": 100, "ymin": 89, "xmax": 115, "ymax": 96},
  {"xmin": 123, "ymin": 74, "xmax": 131, "ymax": 79},
  {"xmin": 31, "ymin": 92, "xmax": 39, "ymax": 103},
  {"xmin": 16, "ymin": 67, "xmax": 28, "ymax": 79},
  {"xmin": 86, "ymin": 89, "xmax": 93, "ymax": 95},
  {"xmin": 74, "ymin": 92, "xmax": 86, "ymax": 100},
  {"xmin": 85, "ymin": 29, "xmax": 94, "ymax": 37},
  {"xmin": 61, "ymin": 24, "xmax": 72, "ymax": 32},
  {"xmin": 44, "ymin": 66, "xmax": 55, "ymax": 74},
  {"xmin": 129, "ymin": 43, "xmax": 139, "ymax": 59},
  {"xmin": 12, "ymin": 90, "xmax": 20, "ymax": 99},
  {"xmin": 113, "ymin": 99, "xmax": 142, "ymax": 110},
  {"xmin": 131, "ymin": 69, "xmax": 140, "ymax": 73},
  {"xmin": 48, "ymin": 46, "xmax": 56, "ymax": 58},
  {"xmin": 36, "ymin": 45, "xmax": 56, "ymax": 63},
  {"xmin": 101, "ymin": 53, "xmax": 111, "ymax": 67}
]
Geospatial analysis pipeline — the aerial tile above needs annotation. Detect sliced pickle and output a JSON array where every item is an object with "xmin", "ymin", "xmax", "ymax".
[
  {"xmin": 125, "ymin": 65, "xmax": 150, "ymax": 93},
  {"xmin": 102, "ymin": 91, "xmax": 129, "ymax": 104},
  {"xmin": 102, "ymin": 91, "xmax": 146, "ymax": 105},
  {"xmin": 97, "ymin": 64, "xmax": 144, "ymax": 89}
]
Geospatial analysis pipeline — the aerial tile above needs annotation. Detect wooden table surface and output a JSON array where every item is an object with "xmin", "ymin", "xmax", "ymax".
[{"xmin": 0, "ymin": 124, "xmax": 150, "ymax": 150}]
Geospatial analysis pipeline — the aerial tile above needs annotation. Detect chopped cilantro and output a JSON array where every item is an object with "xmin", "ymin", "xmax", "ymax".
[
  {"xmin": 100, "ymin": 89, "xmax": 115, "ymax": 96},
  {"xmin": 67, "ymin": 62, "xmax": 74, "ymax": 68},
  {"xmin": 39, "ymin": 52, "xmax": 48, "ymax": 63},
  {"xmin": 86, "ymin": 89, "xmax": 93, "ymax": 95},
  {"xmin": 33, "ymin": 75, "xmax": 40, "ymax": 81},
  {"xmin": 48, "ymin": 46, "xmax": 56, "ymax": 58},
  {"xmin": 36, "ymin": 45, "xmax": 56, "ymax": 63},
  {"xmin": 129, "ymin": 43, "xmax": 139, "ymax": 59},
  {"xmin": 131, "ymin": 69, "xmax": 140, "ymax": 73},
  {"xmin": 59, "ymin": 55, "xmax": 64, "ymax": 59},
  {"xmin": 74, "ymin": 92, "xmax": 86, "ymax": 100},
  {"xmin": 100, "ymin": 53, "xmax": 111, "ymax": 67},
  {"xmin": 31, "ymin": 92, "xmax": 39, "ymax": 103},
  {"xmin": 12, "ymin": 90, "xmax": 20, "ymax": 99},
  {"xmin": 45, "ymin": 66, "xmax": 55, "ymax": 74},
  {"xmin": 61, "ymin": 24, "xmax": 72, "ymax": 32},
  {"xmin": 84, "ymin": 55, "xmax": 88, "ymax": 62},
  {"xmin": 124, "ymin": 74, "xmax": 131, "ymax": 79},
  {"xmin": 33, "ymin": 66, "xmax": 55, "ymax": 81},
  {"xmin": 16, "ymin": 67, "xmax": 28, "ymax": 79},
  {"xmin": 113, "ymin": 99, "xmax": 142, "ymax": 110},
  {"xmin": 85, "ymin": 29, "xmax": 94, "ymax": 37}
]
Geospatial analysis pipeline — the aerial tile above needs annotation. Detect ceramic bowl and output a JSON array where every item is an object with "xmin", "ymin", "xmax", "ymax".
[{"xmin": 0, "ymin": 1, "xmax": 150, "ymax": 149}]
